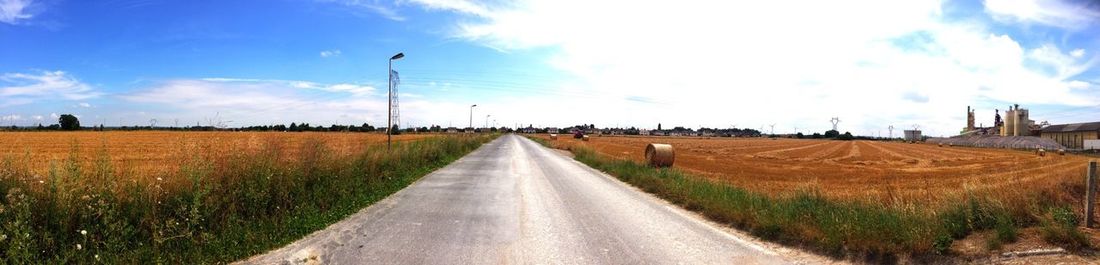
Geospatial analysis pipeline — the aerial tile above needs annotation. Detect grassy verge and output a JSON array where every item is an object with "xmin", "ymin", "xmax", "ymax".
[
  {"xmin": 0, "ymin": 134, "xmax": 497, "ymax": 263},
  {"xmin": 527, "ymin": 136, "xmax": 1091, "ymax": 260}
]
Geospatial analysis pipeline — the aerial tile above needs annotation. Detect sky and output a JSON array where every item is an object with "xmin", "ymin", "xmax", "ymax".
[{"xmin": 1, "ymin": 0, "xmax": 1099, "ymax": 136}]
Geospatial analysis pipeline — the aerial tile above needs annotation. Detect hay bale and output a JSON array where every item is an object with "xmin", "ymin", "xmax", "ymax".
[
  {"xmin": 645, "ymin": 143, "xmax": 675, "ymax": 167},
  {"xmin": 1038, "ymin": 148, "xmax": 1046, "ymax": 157},
  {"xmin": 582, "ymin": 135, "xmax": 590, "ymax": 141},
  {"xmin": 549, "ymin": 134, "xmax": 558, "ymax": 140},
  {"xmin": 938, "ymin": 143, "xmax": 943, "ymax": 147},
  {"xmin": 1058, "ymin": 149, "xmax": 1066, "ymax": 155}
]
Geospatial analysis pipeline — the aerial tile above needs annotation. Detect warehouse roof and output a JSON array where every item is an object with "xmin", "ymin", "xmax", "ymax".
[{"xmin": 1041, "ymin": 122, "xmax": 1100, "ymax": 133}]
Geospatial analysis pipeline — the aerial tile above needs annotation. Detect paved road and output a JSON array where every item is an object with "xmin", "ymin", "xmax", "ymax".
[{"xmin": 242, "ymin": 134, "xmax": 794, "ymax": 264}]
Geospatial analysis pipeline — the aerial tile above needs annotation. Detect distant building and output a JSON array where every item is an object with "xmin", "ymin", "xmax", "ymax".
[
  {"xmin": 904, "ymin": 130, "xmax": 922, "ymax": 141},
  {"xmin": 522, "ymin": 126, "xmax": 536, "ymax": 134},
  {"xmin": 446, "ymin": 127, "xmax": 458, "ymax": 133},
  {"xmin": 1041, "ymin": 122, "xmax": 1100, "ymax": 149}
]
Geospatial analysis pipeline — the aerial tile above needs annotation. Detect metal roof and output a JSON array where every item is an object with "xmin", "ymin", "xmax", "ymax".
[{"xmin": 1041, "ymin": 122, "xmax": 1100, "ymax": 133}]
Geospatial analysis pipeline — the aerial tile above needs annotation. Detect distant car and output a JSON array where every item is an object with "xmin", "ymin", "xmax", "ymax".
[{"xmin": 573, "ymin": 131, "xmax": 584, "ymax": 139}]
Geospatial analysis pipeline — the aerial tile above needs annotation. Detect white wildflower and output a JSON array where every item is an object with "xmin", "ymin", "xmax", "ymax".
[
  {"xmin": 76, "ymin": 244, "xmax": 82, "ymax": 250},
  {"xmin": 80, "ymin": 230, "xmax": 87, "ymax": 236},
  {"xmin": 0, "ymin": 234, "xmax": 6, "ymax": 241},
  {"xmin": 95, "ymin": 254, "xmax": 99, "ymax": 260},
  {"xmin": 156, "ymin": 177, "xmax": 163, "ymax": 181}
]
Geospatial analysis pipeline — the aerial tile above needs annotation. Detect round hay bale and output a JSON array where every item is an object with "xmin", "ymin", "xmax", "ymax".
[
  {"xmin": 549, "ymin": 134, "xmax": 558, "ymax": 140},
  {"xmin": 938, "ymin": 143, "xmax": 943, "ymax": 147},
  {"xmin": 582, "ymin": 135, "xmax": 590, "ymax": 141},
  {"xmin": 1038, "ymin": 148, "xmax": 1046, "ymax": 157},
  {"xmin": 1058, "ymin": 149, "xmax": 1066, "ymax": 155},
  {"xmin": 645, "ymin": 143, "xmax": 675, "ymax": 167}
]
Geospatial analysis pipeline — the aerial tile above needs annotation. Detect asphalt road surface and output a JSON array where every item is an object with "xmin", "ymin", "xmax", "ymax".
[{"xmin": 242, "ymin": 134, "xmax": 796, "ymax": 264}]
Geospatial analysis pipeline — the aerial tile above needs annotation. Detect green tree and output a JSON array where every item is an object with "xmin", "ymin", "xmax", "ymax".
[
  {"xmin": 824, "ymin": 129, "xmax": 840, "ymax": 138},
  {"xmin": 59, "ymin": 114, "xmax": 80, "ymax": 130},
  {"xmin": 837, "ymin": 131, "xmax": 855, "ymax": 140}
]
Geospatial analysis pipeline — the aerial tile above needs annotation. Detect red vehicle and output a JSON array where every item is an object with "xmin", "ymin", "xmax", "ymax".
[{"xmin": 573, "ymin": 131, "xmax": 584, "ymax": 139}]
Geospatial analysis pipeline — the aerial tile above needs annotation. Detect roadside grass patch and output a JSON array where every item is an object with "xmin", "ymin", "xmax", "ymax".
[
  {"xmin": 0, "ymin": 134, "xmax": 497, "ymax": 263},
  {"xmin": 527, "ymin": 136, "xmax": 1090, "ymax": 259}
]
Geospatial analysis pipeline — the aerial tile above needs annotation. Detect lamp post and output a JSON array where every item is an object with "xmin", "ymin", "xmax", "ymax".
[
  {"xmin": 388, "ymin": 52, "xmax": 404, "ymax": 150},
  {"xmin": 469, "ymin": 104, "xmax": 477, "ymax": 131}
]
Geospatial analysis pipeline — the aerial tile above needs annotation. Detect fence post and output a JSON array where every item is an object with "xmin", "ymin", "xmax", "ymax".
[{"xmin": 1087, "ymin": 160, "xmax": 1098, "ymax": 228}]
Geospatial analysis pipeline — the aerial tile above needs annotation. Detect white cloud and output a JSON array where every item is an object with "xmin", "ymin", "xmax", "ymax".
[
  {"xmin": 407, "ymin": 0, "xmax": 1099, "ymax": 136},
  {"xmin": 119, "ymin": 78, "xmax": 398, "ymax": 127},
  {"xmin": 1, "ymin": 114, "xmax": 20, "ymax": 121},
  {"xmin": 1027, "ymin": 44, "xmax": 1095, "ymax": 79},
  {"xmin": 198, "ymin": 77, "xmax": 376, "ymax": 96},
  {"xmin": 77, "ymin": 102, "xmax": 91, "ymax": 108},
  {"xmin": 983, "ymin": 0, "xmax": 1100, "ymax": 29},
  {"xmin": 320, "ymin": 49, "xmax": 342, "ymax": 58},
  {"xmin": 0, "ymin": 70, "xmax": 101, "ymax": 107},
  {"xmin": 0, "ymin": 0, "xmax": 34, "ymax": 24},
  {"xmin": 316, "ymin": 0, "xmax": 405, "ymax": 21},
  {"xmin": 32, "ymin": 115, "xmax": 42, "ymax": 120},
  {"xmin": 1071, "ymin": 49, "xmax": 1085, "ymax": 58}
]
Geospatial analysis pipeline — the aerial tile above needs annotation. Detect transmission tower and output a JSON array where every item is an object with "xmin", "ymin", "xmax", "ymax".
[
  {"xmin": 830, "ymin": 117, "xmax": 840, "ymax": 131},
  {"xmin": 149, "ymin": 119, "xmax": 157, "ymax": 128},
  {"xmin": 888, "ymin": 125, "xmax": 895, "ymax": 138},
  {"xmin": 389, "ymin": 69, "xmax": 401, "ymax": 133},
  {"xmin": 769, "ymin": 124, "xmax": 776, "ymax": 135}
]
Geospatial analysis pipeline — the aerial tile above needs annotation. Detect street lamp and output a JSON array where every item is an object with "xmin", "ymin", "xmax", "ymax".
[
  {"xmin": 388, "ymin": 52, "xmax": 404, "ymax": 150},
  {"xmin": 469, "ymin": 104, "xmax": 477, "ymax": 130}
]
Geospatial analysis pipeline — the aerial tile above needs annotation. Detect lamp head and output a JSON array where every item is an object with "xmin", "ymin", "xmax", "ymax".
[{"xmin": 390, "ymin": 53, "xmax": 405, "ymax": 60}]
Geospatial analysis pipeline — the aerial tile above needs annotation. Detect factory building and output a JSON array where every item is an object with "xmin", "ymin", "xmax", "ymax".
[
  {"xmin": 960, "ymin": 104, "xmax": 1040, "ymax": 137},
  {"xmin": 904, "ymin": 130, "xmax": 922, "ymax": 141},
  {"xmin": 1001, "ymin": 104, "xmax": 1036, "ymax": 137},
  {"xmin": 1040, "ymin": 122, "xmax": 1100, "ymax": 149}
]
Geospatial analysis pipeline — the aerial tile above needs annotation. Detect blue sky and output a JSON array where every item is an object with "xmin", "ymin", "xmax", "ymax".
[{"xmin": 1, "ymin": 0, "xmax": 1098, "ymax": 136}]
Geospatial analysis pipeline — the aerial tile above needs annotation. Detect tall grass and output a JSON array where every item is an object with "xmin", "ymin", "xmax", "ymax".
[
  {"xmin": 533, "ymin": 137, "xmax": 1090, "ymax": 259},
  {"xmin": 0, "ymin": 134, "xmax": 496, "ymax": 263}
]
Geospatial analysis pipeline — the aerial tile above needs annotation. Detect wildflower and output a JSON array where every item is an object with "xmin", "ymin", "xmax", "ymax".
[
  {"xmin": 156, "ymin": 177, "xmax": 163, "ymax": 181},
  {"xmin": 0, "ymin": 234, "xmax": 6, "ymax": 241},
  {"xmin": 80, "ymin": 230, "xmax": 87, "ymax": 236},
  {"xmin": 76, "ymin": 244, "xmax": 82, "ymax": 250},
  {"xmin": 38, "ymin": 180, "xmax": 44, "ymax": 184},
  {"xmin": 95, "ymin": 254, "xmax": 99, "ymax": 260}
]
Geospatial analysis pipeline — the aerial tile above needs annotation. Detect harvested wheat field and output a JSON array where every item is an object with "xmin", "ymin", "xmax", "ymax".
[
  {"xmin": 537, "ymin": 135, "xmax": 1095, "ymax": 206},
  {"xmin": 0, "ymin": 131, "xmax": 434, "ymax": 182}
]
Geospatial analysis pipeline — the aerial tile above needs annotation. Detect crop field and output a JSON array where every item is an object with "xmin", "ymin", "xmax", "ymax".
[
  {"xmin": 536, "ymin": 135, "xmax": 1093, "ymax": 206},
  {"xmin": 0, "ymin": 131, "xmax": 491, "ymax": 263},
  {"xmin": 0, "ymin": 131, "xmax": 433, "ymax": 183}
]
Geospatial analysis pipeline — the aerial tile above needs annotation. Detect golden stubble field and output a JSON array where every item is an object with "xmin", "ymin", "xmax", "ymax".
[
  {"xmin": 0, "ymin": 131, "xmax": 434, "ymax": 181},
  {"xmin": 537, "ymin": 135, "xmax": 1094, "ymax": 206}
]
